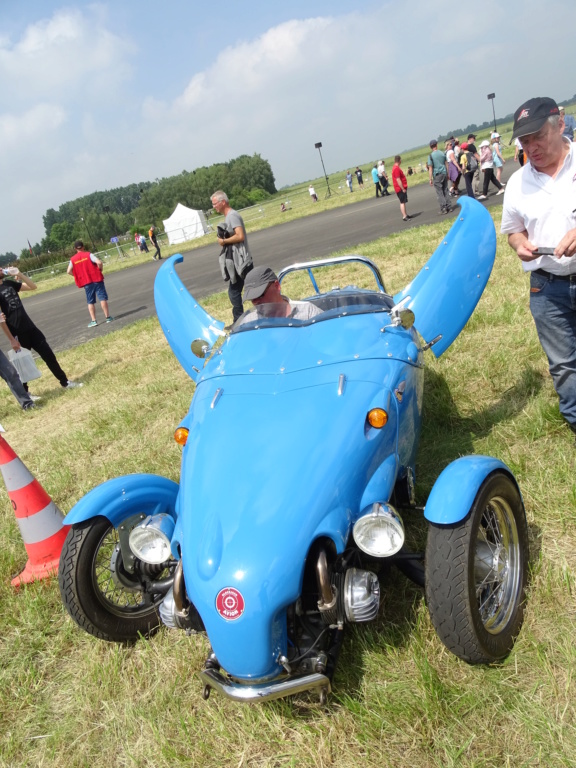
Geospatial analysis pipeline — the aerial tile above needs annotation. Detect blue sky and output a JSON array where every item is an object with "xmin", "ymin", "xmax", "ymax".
[{"xmin": 1, "ymin": 0, "xmax": 575, "ymax": 253}]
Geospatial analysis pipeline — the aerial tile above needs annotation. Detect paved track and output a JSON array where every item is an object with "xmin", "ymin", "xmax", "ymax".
[{"xmin": 4, "ymin": 166, "xmax": 514, "ymax": 354}]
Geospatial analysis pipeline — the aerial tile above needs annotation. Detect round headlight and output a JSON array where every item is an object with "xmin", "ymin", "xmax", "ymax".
[
  {"xmin": 353, "ymin": 503, "xmax": 405, "ymax": 557},
  {"xmin": 129, "ymin": 513, "xmax": 175, "ymax": 564}
]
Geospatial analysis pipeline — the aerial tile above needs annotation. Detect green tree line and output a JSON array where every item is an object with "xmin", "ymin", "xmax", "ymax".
[{"xmin": 2, "ymin": 154, "xmax": 276, "ymax": 270}]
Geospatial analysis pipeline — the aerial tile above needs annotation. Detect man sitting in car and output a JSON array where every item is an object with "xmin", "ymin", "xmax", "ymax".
[{"xmin": 240, "ymin": 266, "xmax": 322, "ymax": 322}]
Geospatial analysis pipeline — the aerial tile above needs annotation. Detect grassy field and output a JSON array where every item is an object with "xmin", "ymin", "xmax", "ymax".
[{"xmin": 1, "ymin": 209, "xmax": 575, "ymax": 768}]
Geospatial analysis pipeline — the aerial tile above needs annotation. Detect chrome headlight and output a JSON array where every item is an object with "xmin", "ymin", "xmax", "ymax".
[
  {"xmin": 353, "ymin": 503, "xmax": 405, "ymax": 557},
  {"xmin": 128, "ymin": 513, "xmax": 175, "ymax": 564}
]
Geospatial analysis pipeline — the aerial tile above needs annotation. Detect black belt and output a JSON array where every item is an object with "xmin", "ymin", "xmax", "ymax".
[{"xmin": 533, "ymin": 268, "xmax": 576, "ymax": 282}]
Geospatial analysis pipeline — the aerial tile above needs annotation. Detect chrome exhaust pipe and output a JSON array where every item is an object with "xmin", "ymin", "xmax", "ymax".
[
  {"xmin": 173, "ymin": 559, "xmax": 189, "ymax": 615},
  {"xmin": 316, "ymin": 549, "xmax": 335, "ymax": 608}
]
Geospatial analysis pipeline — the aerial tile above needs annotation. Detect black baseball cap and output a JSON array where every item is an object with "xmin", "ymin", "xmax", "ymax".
[
  {"xmin": 243, "ymin": 266, "xmax": 278, "ymax": 301},
  {"xmin": 511, "ymin": 97, "xmax": 560, "ymax": 140},
  {"xmin": 429, "ymin": 139, "xmax": 437, "ymax": 148}
]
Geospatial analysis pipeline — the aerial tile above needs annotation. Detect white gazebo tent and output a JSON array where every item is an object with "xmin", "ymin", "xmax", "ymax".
[{"xmin": 162, "ymin": 203, "xmax": 208, "ymax": 245}]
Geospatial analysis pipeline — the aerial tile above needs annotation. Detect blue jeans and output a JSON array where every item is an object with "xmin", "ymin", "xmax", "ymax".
[
  {"xmin": 530, "ymin": 270, "xmax": 576, "ymax": 429},
  {"xmin": 84, "ymin": 280, "xmax": 108, "ymax": 304},
  {"xmin": 0, "ymin": 348, "xmax": 34, "ymax": 409}
]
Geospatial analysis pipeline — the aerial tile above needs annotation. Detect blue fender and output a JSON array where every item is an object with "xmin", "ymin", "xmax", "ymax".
[
  {"xmin": 424, "ymin": 456, "xmax": 518, "ymax": 525},
  {"xmin": 394, "ymin": 197, "xmax": 496, "ymax": 358},
  {"xmin": 154, "ymin": 254, "xmax": 225, "ymax": 382},
  {"xmin": 63, "ymin": 474, "xmax": 180, "ymax": 528}
]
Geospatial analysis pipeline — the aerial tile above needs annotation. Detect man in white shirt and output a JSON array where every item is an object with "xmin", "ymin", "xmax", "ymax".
[
  {"xmin": 377, "ymin": 160, "xmax": 390, "ymax": 196},
  {"xmin": 501, "ymin": 96, "xmax": 576, "ymax": 436}
]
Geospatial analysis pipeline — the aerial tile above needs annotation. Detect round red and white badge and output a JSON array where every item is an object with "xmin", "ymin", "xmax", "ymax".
[{"xmin": 216, "ymin": 587, "xmax": 245, "ymax": 620}]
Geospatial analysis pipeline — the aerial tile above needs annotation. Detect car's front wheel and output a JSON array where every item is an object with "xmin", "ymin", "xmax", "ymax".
[
  {"xmin": 425, "ymin": 472, "xmax": 528, "ymax": 663},
  {"xmin": 59, "ymin": 517, "xmax": 171, "ymax": 642}
]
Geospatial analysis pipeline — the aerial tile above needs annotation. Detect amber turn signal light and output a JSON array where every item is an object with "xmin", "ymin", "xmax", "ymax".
[
  {"xmin": 367, "ymin": 408, "xmax": 388, "ymax": 429},
  {"xmin": 174, "ymin": 427, "xmax": 189, "ymax": 446}
]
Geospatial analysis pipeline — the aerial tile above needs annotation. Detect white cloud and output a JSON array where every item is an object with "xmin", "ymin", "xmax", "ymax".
[
  {"xmin": 2, "ymin": 0, "xmax": 576, "ymax": 254},
  {"xmin": 0, "ymin": 103, "xmax": 66, "ymax": 147},
  {"xmin": 0, "ymin": 7, "xmax": 133, "ymax": 106}
]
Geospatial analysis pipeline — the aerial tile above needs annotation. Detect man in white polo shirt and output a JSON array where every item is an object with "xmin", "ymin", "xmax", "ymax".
[{"xmin": 501, "ymin": 96, "xmax": 576, "ymax": 437}]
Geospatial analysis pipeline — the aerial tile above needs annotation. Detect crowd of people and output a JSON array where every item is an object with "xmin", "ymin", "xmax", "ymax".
[{"xmin": 337, "ymin": 102, "xmax": 575, "ymax": 216}]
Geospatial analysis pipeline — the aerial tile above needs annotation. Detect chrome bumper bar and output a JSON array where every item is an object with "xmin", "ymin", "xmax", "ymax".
[{"xmin": 199, "ymin": 668, "xmax": 331, "ymax": 703}]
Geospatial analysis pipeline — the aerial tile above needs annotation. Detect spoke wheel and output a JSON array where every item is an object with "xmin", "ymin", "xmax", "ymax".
[
  {"xmin": 59, "ymin": 517, "xmax": 169, "ymax": 641},
  {"xmin": 425, "ymin": 472, "xmax": 528, "ymax": 663}
]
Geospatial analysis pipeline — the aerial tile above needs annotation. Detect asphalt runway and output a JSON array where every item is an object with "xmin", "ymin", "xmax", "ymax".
[{"xmin": 4, "ymin": 165, "xmax": 514, "ymax": 355}]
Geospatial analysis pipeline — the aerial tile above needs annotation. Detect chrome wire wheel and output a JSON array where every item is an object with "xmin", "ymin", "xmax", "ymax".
[
  {"xmin": 59, "ymin": 516, "xmax": 169, "ymax": 641},
  {"xmin": 425, "ymin": 472, "xmax": 529, "ymax": 664},
  {"xmin": 92, "ymin": 524, "xmax": 164, "ymax": 616},
  {"xmin": 474, "ymin": 495, "xmax": 522, "ymax": 635}
]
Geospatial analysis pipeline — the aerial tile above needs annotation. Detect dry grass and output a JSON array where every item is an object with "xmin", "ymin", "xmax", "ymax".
[{"xmin": 1, "ymin": 209, "xmax": 575, "ymax": 768}]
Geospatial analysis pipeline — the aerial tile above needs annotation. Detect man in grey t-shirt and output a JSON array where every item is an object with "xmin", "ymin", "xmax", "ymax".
[
  {"xmin": 211, "ymin": 190, "xmax": 254, "ymax": 323},
  {"xmin": 428, "ymin": 140, "xmax": 452, "ymax": 214}
]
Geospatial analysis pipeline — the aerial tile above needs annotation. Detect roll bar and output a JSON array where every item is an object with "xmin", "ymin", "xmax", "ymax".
[{"xmin": 277, "ymin": 254, "xmax": 387, "ymax": 295}]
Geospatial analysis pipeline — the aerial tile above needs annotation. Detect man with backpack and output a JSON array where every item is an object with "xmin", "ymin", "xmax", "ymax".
[
  {"xmin": 428, "ymin": 140, "xmax": 451, "ymax": 214},
  {"xmin": 458, "ymin": 143, "xmax": 476, "ymax": 198},
  {"xmin": 466, "ymin": 134, "xmax": 482, "ymax": 194}
]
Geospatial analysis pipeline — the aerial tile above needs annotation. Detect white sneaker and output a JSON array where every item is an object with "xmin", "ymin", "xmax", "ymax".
[
  {"xmin": 477, "ymin": 194, "xmax": 487, "ymax": 200},
  {"xmin": 496, "ymin": 189, "xmax": 505, "ymax": 196},
  {"xmin": 65, "ymin": 381, "xmax": 83, "ymax": 389},
  {"xmin": 29, "ymin": 394, "xmax": 42, "ymax": 402}
]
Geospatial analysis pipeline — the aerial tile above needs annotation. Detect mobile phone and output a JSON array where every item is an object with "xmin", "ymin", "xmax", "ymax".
[{"xmin": 532, "ymin": 247, "xmax": 557, "ymax": 256}]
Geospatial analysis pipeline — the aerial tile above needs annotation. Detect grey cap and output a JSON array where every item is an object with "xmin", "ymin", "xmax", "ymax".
[{"xmin": 243, "ymin": 266, "xmax": 278, "ymax": 301}]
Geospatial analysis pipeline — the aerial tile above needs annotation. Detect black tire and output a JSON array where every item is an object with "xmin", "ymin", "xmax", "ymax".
[
  {"xmin": 425, "ymin": 471, "xmax": 528, "ymax": 664},
  {"xmin": 59, "ymin": 516, "xmax": 168, "ymax": 642}
]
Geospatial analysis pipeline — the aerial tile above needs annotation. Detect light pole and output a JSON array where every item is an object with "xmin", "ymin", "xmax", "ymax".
[
  {"xmin": 314, "ymin": 142, "xmax": 333, "ymax": 198},
  {"xmin": 81, "ymin": 216, "xmax": 96, "ymax": 252},
  {"xmin": 487, "ymin": 93, "xmax": 497, "ymax": 134},
  {"xmin": 103, "ymin": 205, "xmax": 116, "ymax": 240}
]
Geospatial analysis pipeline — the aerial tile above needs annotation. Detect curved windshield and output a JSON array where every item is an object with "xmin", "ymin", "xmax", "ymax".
[{"xmin": 232, "ymin": 290, "xmax": 394, "ymax": 333}]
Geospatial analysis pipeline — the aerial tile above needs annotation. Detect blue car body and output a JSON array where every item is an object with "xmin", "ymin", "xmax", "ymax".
[{"xmin": 63, "ymin": 198, "xmax": 522, "ymax": 699}]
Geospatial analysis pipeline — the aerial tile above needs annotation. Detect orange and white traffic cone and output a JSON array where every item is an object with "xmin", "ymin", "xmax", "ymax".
[{"xmin": 0, "ymin": 432, "xmax": 69, "ymax": 587}]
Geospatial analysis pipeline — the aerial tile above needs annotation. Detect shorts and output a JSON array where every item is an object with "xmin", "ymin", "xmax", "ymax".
[
  {"xmin": 84, "ymin": 281, "xmax": 108, "ymax": 304},
  {"xmin": 396, "ymin": 190, "xmax": 408, "ymax": 204}
]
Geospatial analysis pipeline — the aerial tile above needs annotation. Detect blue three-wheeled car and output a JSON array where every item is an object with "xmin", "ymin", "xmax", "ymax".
[{"xmin": 59, "ymin": 198, "xmax": 528, "ymax": 704}]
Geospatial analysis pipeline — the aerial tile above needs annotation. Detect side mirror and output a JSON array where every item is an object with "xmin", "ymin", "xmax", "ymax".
[
  {"xmin": 389, "ymin": 296, "xmax": 415, "ymax": 329},
  {"xmin": 395, "ymin": 308, "xmax": 415, "ymax": 330},
  {"xmin": 191, "ymin": 339, "xmax": 210, "ymax": 359}
]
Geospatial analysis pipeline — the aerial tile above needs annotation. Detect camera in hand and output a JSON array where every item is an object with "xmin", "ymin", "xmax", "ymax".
[{"xmin": 217, "ymin": 225, "xmax": 231, "ymax": 240}]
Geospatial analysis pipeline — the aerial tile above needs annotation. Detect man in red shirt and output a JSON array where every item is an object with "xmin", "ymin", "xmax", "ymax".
[
  {"xmin": 391, "ymin": 156, "xmax": 411, "ymax": 222},
  {"xmin": 68, "ymin": 240, "xmax": 114, "ymax": 327}
]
